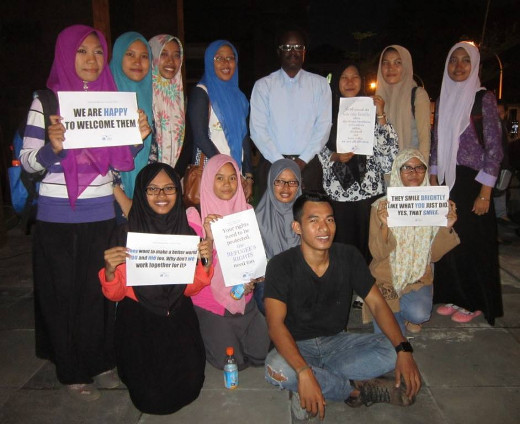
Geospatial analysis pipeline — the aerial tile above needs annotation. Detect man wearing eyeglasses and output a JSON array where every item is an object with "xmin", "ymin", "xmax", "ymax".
[{"xmin": 250, "ymin": 28, "xmax": 332, "ymax": 197}]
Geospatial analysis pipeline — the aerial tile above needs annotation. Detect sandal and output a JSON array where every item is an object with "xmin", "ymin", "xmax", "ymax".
[
  {"xmin": 66, "ymin": 384, "xmax": 100, "ymax": 402},
  {"xmin": 436, "ymin": 304, "xmax": 460, "ymax": 316},
  {"xmin": 94, "ymin": 368, "xmax": 120, "ymax": 389},
  {"xmin": 451, "ymin": 309, "xmax": 482, "ymax": 323},
  {"xmin": 405, "ymin": 321, "xmax": 422, "ymax": 333}
]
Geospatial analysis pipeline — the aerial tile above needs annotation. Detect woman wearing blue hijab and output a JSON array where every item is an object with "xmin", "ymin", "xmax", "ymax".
[
  {"xmin": 187, "ymin": 40, "xmax": 254, "ymax": 200},
  {"xmin": 110, "ymin": 32, "xmax": 154, "ymax": 216}
]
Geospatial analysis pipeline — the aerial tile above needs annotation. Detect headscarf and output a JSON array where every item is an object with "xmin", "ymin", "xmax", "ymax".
[
  {"xmin": 149, "ymin": 35, "xmax": 185, "ymax": 168},
  {"xmin": 110, "ymin": 32, "xmax": 154, "ymax": 198},
  {"xmin": 373, "ymin": 149, "xmax": 439, "ymax": 294},
  {"xmin": 326, "ymin": 62, "xmax": 367, "ymax": 189},
  {"xmin": 437, "ymin": 41, "xmax": 483, "ymax": 190},
  {"xmin": 199, "ymin": 40, "xmax": 249, "ymax": 168},
  {"xmin": 255, "ymin": 159, "xmax": 302, "ymax": 259},
  {"xmin": 376, "ymin": 45, "xmax": 417, "ymax": 151},
  {"xmin": 46, "ymin": 25, "xmax": 134, "ymax": 207},
  {"xmin": 128, "ymin": 162, "xmax": 194, "ymax": 315},
  {"xmin": 200, "ymin": 154, "xmax": 252, "ymax": 314}
]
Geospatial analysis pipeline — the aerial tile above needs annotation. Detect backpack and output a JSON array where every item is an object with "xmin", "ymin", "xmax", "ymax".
[
  {"xmin": 469, "ymin": 90, "xmax": 512, "ymax": 195},
  {"xmin": 8, "ymin": 89, "xmax": 58, "ymax": 232}
]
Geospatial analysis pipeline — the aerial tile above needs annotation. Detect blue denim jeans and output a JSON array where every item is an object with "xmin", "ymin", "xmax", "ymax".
[
  {"xmin": 264, "ymin": 332, "xmax": 396, "ymax": 401},
  {"xmin": 373, "ymin": 285, "xmax": 433, "ymax": 334}
]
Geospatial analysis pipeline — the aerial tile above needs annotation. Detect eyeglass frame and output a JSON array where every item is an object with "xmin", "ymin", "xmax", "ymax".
[
  {"xmin": 145, "ymin": 185, "xmax": 178, "ymax": 196},
  {"xmin": 400, "ymin": 164, "xmax": 427, "ymax": 174},
  {"xmin": 278, "ymin": 44, "xmax": 306, "ymax": 52},
  {"xmin": 273, "ymin": 179, "xmax": 300, "ymax": 188},
  {"xmin": 213, "ymin": 56, "xmax": 236, "ymax": 63}
]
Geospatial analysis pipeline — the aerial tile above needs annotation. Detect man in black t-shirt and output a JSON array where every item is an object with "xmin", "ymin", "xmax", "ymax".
[{"xmin": 264, "ymin": 192, "xmax": 421, "ymax": 421}]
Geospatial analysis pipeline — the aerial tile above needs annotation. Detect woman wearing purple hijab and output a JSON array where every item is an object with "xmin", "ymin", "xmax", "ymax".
[{"xmin": 19, "ymin": 25, "xmax": 150, "ymax": 401}]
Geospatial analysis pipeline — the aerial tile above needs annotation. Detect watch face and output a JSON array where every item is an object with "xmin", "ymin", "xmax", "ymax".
[{"xmin": 396, "ymin": 342, "xmax": 413, "ymax": 353}]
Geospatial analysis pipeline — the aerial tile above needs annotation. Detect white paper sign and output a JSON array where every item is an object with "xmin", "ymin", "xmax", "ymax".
[
  {"xmin": 387, "ymin": 186, "xmax": 450, "ymax": 227},
  {"xmin": 126, "ymin": 232, "xmax": 199, "ymax": 286},
  {"xmin": 211, "ymin": 209, "xmax": 267, "ymax": 287},
  {"xmin": 58, "ymin": 91, "xmax": 142, "ymax": 149},
  {"xmin": 336, "ymin": 97, "xmax": 376, "ymax": 155}
]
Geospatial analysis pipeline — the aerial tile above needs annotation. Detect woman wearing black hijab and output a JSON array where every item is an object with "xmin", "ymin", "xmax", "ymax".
[{"xmin": 99, "ymin": 163, "xmax": 213, "ymax": 414}]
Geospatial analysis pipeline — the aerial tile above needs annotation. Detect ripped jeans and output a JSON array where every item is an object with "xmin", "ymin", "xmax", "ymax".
[{"xmin": 265, "ymin": 332, "xmax": 396, "ymax": 401}]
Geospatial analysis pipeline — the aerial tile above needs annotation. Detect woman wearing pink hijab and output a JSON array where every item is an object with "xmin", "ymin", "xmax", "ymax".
[
  {"xmin": 19, "ymin": 24, "xmax": 150, "ymax": 401},
  {"xmin": 187, "ymin": 154, "xmax": 270, "ymax": 370}
]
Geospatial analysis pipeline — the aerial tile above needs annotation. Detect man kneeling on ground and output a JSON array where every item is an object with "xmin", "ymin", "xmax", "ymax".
[{"xmin": 264, "ymin": 192, "xmax": 421, "ymax": 421}]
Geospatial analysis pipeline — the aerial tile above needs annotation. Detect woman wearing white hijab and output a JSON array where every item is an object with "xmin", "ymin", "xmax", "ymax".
[
  {"xmin": 366, "ymin": 149, "xmax": 459, "ymax": 334},
  {"xmin": 429, "ymin": 41, "xmax": 503, "ymax": 325}
]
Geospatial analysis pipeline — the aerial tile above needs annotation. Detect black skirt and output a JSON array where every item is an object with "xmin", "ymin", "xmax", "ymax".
[
  {"xmin": 433, "ymin": 165, "xmax": 503, "ymax": 325},
  {"xmin": 115, "ymin": 295, "xmax": 206, "ymax": 415}
]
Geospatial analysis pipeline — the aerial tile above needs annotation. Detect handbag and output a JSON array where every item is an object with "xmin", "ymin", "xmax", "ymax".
[{"xmin": 183, "ymin": 152, "xmax": 205, "ymax": 208}]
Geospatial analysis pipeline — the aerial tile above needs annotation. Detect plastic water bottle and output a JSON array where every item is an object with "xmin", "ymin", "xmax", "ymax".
[
  {"xmin": 223, "ymin": 346, "xmax": 238, "ymax": 389},
  {"xmin": 230, "ymin": 284, "xmax": 245, "ymax": 300}
]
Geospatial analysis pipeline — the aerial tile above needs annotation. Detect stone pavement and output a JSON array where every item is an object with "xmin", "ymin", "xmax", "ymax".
[{"xmin": 0, "ymin": 220, "xmax": 519, "ymax": 424}]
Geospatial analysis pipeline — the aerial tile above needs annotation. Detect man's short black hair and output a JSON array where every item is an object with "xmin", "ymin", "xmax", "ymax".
[
  {"xmin": 293, "ymin": 191, "xmax": 332, "ymax": 222},
  {"xmin": 276, "ymin": 27, "xmax": 308, "ymax": 47}
]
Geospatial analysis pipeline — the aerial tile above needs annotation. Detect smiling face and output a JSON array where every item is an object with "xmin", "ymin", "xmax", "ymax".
[
  {"xmin": 292, "ymin": 201, "xmax": 336, "ymax": 252},
  {"xmin": 339, "ymin": 65, "xmax": 362, "ymax": 97},
  {"xmin": 213, "ymin": 45, "xmax": 236, "ymax": 82},
  {"xmin": 381, "ymin": 49, "xmax": 403, "ymax": 85},
  {"xmin": 278, "ymin": 31, "xmax": 305, "ymax": 77},
  {"xmin": 447, "ymin": 47, "xmax": 471, "ymax": 82},
  {"xmin": 121, "ymin": 40, "xmax": 150, "ymax": 82},
  {"xmin": 273, "ymin": 168, "xmax": 299, "ymax": 203},
  {"xmin": 158, "ymin": 40, "xmax": 181, "ymax": 79},
  {"xmin": 213, "ymin": 162, "xmax": 238, "ymax": 200},
  {"xmin": 400, "ymin": 156, "xmax": 427, "ymax": 187},
  {"xmin": 75, "ymin": 33, "xmax": 104, "ymax": 82},
  {"xmin": 146, "ymin": 169, "xmax": 177, "ymax": 214}
]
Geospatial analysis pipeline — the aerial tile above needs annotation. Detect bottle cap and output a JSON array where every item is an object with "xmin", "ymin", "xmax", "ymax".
[
  {"xmin": 12, "ymin": 159, "xmax": 21, "ymax": 166},
  {"xmin": 226, "ymin": 346, "xmax": 234, "ymax": 356}
]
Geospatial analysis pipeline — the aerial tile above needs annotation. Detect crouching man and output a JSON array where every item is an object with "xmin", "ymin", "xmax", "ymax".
[{"xmin": 264, "ymin": 192, "xmax": 421, "ymax": 421}]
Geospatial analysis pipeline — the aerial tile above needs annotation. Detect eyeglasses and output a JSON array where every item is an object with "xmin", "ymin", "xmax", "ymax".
[
  {"xmin": 278, "ymin": 44, "xmax": 306, "ymax": 52},
  {"xmin": 145, "ymin": 185, "xmax": 177, "ymax": 196},
  {"xmin": 400, "ymin": 165, "xmax": 427, "ymax": 174},
  {"xmin": 213, "ymin": 56, "xmax": 236, "ymax": 63},
  {"xmin": 274, "ymin": 179, "xmax": 300, "ymax": 187}
]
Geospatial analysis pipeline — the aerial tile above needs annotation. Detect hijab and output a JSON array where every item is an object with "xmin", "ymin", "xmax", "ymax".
[
  {"xmin": 437, "ymin": 41, "xmax": 483, "ymax": 190},
  {"xmin": 200, "ymin": 154, "xmax": 252, "ymax": 314},
  {"xmin": 326, "ymin": 62, "xmax": 367, "ymax": 189},
  {"xmin": 128, "ymin": 162, "xmax": 194, "ymax": 315},
  {"xmin": 110, "ymin": 32, "xmax": 154, "ymax": 198},
  {"xmin": 376, "ymin": 45, "xmax": 417, "ymax": 151},
  {"xmin": 199, "ymin": 40, "xmax": 249, "ymax": 169},
  {"xmin": 256, "ymin": 159, "xmax": 302, "ymax": 259},
  {"xmin": 149, "ymin": 35, "xmax": 185, "ymax": 168},
  {"xmin": 46, "ymin": 25, "xmax": 134, "ymax": 207},
  {"xmin": 373, "ymin": 149, "xmax": 439, "ymax": 294}
]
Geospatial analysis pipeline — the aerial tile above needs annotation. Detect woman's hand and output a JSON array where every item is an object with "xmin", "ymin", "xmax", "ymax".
[
  {"xmin": 198, "ymin": 238, "xmax": 214, "ymax": 268},
  {"xmin": 377, "ymin": 200, "xmax": 389, "ymax": 227},
  {"xmin": 331, "ymin": 152, "xmax": 355, "ymax": 163},
  {"xmin": 203, "ymin": 214, "xmax": 223, "ymax": 241},
  {"xmin": 242, "ymin": 175, "xmax": 254, "ymax": 203},
  {"xmin": 137, "ymin": 109, "xmax": 152, "ymax": 140},
  {"xmin": 372, "ymin": 95, "xmax": 386, "ymax": 117},
  {"xmin": 242, "ymin": 280, "xmax": 256, "ymax": 296},
  {"xmin": 429, "ymin": 175, "xmax": 439, "ymax": 186},
  {"xmin": 104, "ymin": 246, "xmax": 129, "ymax": 281},
  {"xmin": 48, "ymin": 115, "xmax": 66, "ymax": 154},
  {"xmin": 446, "ymin": 200, "xmax": 457, "ymax": 229},
  {"xmin": 472, "ymin": 185, "xmax": 492, "ymax": 216}
]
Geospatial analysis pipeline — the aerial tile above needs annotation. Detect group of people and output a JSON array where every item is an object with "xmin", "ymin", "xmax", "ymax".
[{"xmin": 19, "ymin": 22, "xmax": 504, "ymax": 420}]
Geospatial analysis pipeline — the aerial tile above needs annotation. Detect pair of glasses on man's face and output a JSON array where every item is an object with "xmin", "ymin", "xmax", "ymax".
[
  {"xmin": 213, "ymin": 56, "xmax": 236, "ymax": 63},
  {"xmin": 400, "ymin": 165, "xmax": 427, "ymax": 174},
  {"xmin": 278, "ymin": 44, "xmax": 306, "ymax": 52},
  {"xmin": 145, "ymin": 186, "xmax": 177, "ymax": 196},
  {"xmin": 274, "ymin": 179, "xmax": 299, "ymax": 188}
]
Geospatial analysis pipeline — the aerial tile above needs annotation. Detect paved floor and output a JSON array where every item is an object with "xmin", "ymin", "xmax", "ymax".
[{"xmin": 0, "ymin": 219, "xmax": 519, "ymax": 424}]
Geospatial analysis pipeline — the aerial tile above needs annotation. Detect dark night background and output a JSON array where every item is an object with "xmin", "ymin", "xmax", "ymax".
[{"xmin": 1, "ymin": 0, "xmax": 519, "ymax": 206}]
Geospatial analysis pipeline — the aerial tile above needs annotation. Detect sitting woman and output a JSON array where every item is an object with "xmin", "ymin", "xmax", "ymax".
[
  {"xmin": 187, "ymin": 154, "xmax": 270, "ymax": 370},
  {"xmin": 254, "ymin": 158, "xmax": 302, "ymax": 314},
  {"xmin": 365, "ymin": 149, "xmax": 459, "ymax": 333},
  {"xmin": 99, "ymin": 163, "xmax": 213, "ymax": 415}
]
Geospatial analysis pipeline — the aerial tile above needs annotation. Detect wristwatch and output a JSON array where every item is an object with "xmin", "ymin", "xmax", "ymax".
[{"xmin": 395, "ymin": 341, "xmax": 414, "ymax": 354}]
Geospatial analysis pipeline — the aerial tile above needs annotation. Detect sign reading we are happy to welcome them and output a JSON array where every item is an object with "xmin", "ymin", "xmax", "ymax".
[{"xmin": 58, "ymin": 91, "xmax": 142, "ymax": 149}]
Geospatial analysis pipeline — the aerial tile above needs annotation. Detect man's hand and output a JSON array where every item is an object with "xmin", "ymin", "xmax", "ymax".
[
  {"xmin": 395, "ymin": 352, "xmax": 421, "ymax": 399},
  {"xmin": 297, "ymin": 369, "xmax": 326, "ymax": 420}
]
